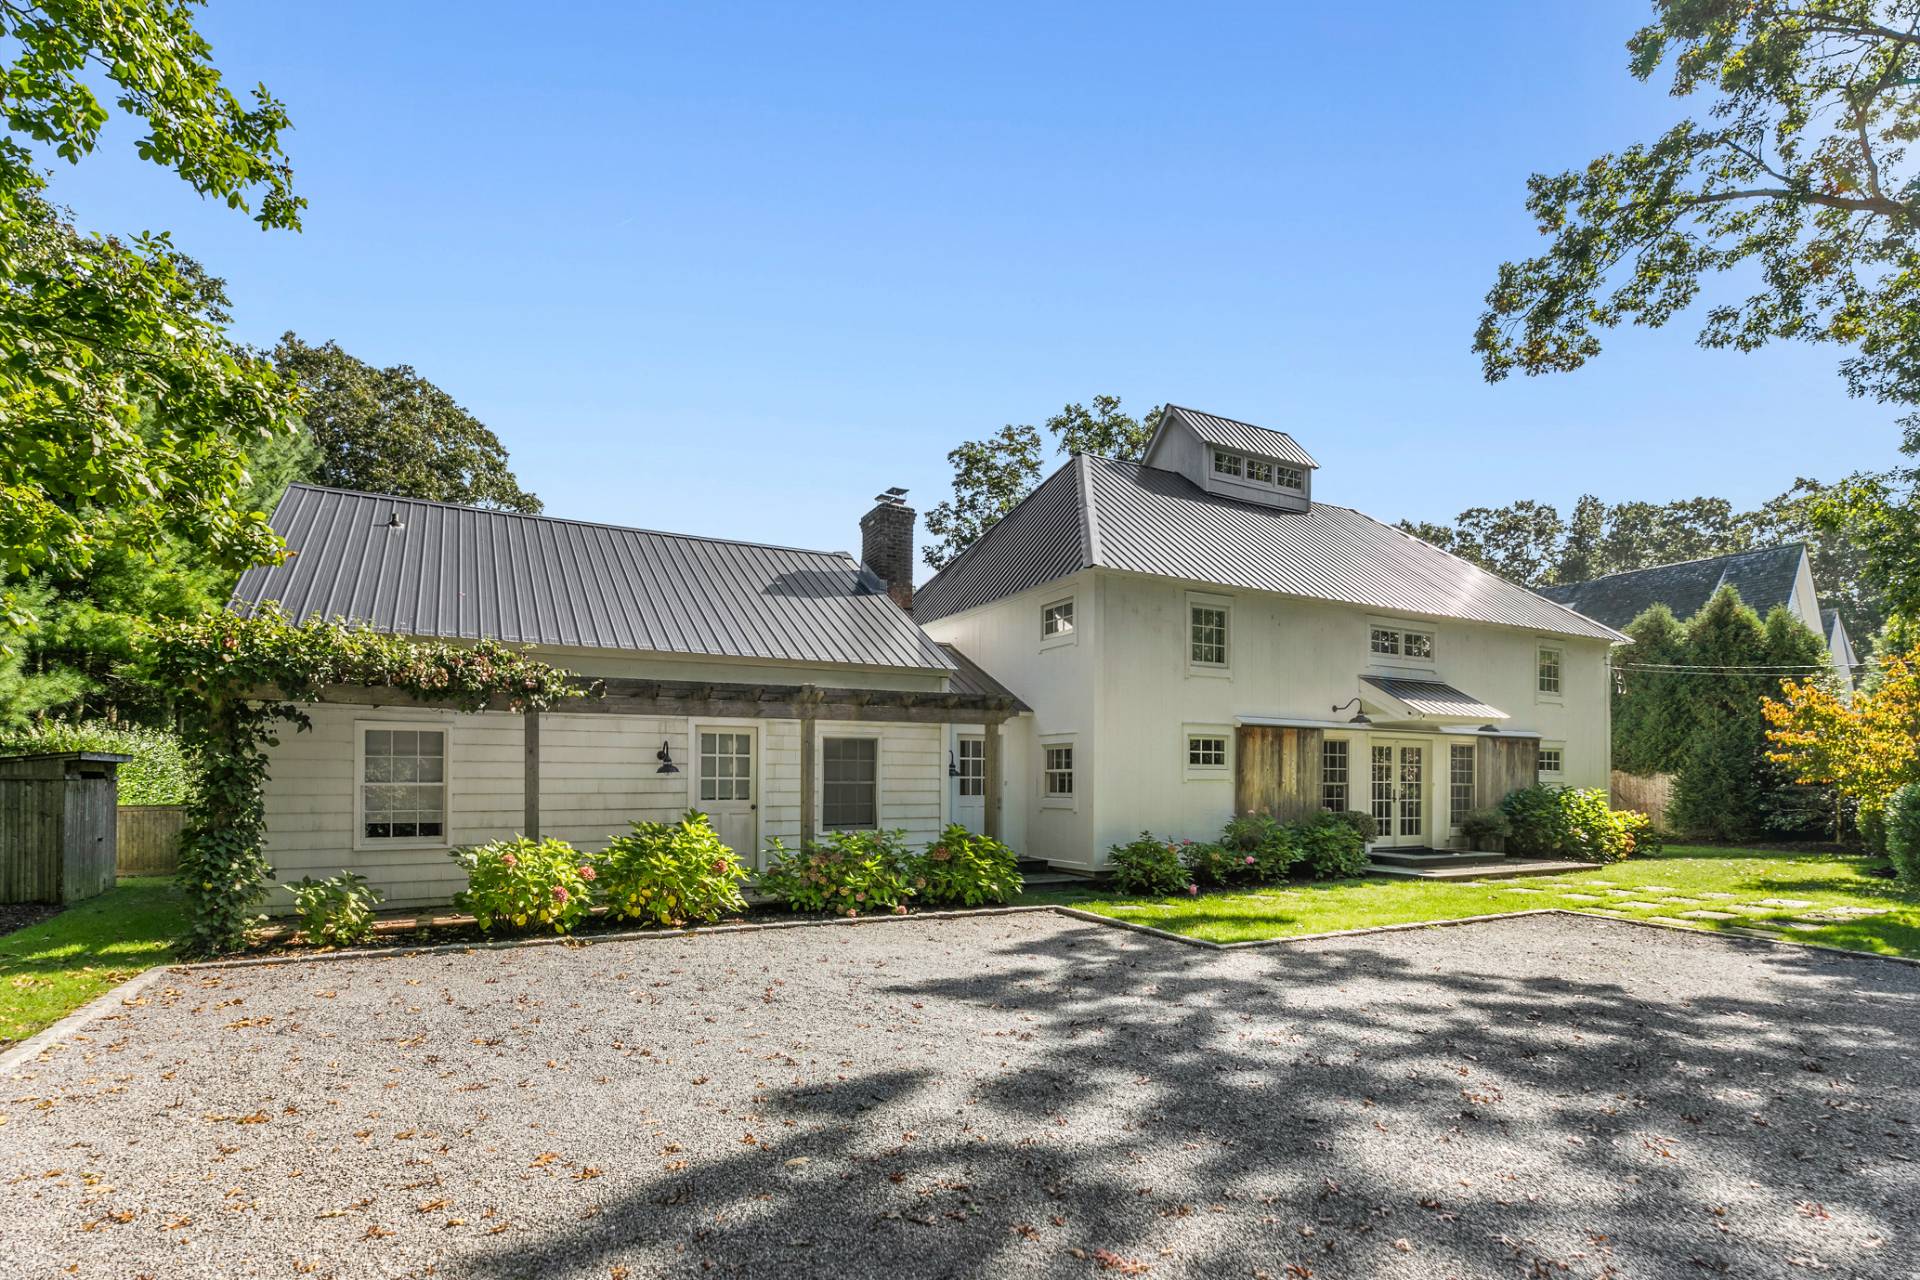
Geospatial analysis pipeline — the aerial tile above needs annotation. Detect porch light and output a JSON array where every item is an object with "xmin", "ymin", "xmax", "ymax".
[
  {"xmin": 384, "ymin": 510, "xmax": 406, "ymax": 532},
  {"xmin": 1331, "ymin": 696, "xmax": 1371, "ymax": 726},
  {"xmin": 1478, "ymin": 723, "xmax": 1500, "ymax": 734},
  {"xmin": 655, "ymin": 741, "xmax": 679, "ymax": 774},
  {"xmin": 948, "ymin": 750, "xmax": 960, "ymax": 778}
]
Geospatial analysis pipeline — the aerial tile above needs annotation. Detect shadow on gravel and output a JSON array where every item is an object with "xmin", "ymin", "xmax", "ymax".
[{"xmin": 459, "ymin": 917, "xmax": 1920, "ymax": 1279}]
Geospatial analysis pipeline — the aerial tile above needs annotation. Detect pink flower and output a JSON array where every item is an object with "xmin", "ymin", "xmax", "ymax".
[
  {"xmin": 931, "ymin": 846, "xmax": 951, "ymax": 862},
  {"xmin": 579, "ymin": 865, "xmax": 596, "ymax": 881},
  {"xmin": 551, "ymin": 885, "xmax": 569, "ymax": 903},
  {"xmin": 501, "ymin": 852, "xmax": 518, "ymax": 868},
  {"xmin": 1181, "ymin": 840, "xmax": 1194, "ymax": 847},
  {"xmin": 1187, "ymin": 883, "xmax": 1199, "ymax": 896},
  {"xmin": 1245, "ymin": 856, "xmax": 1256, "ymax": 865}
]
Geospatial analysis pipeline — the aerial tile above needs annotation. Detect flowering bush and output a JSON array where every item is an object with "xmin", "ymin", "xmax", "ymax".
[
  {"xmin": 1299, "ymin": 813, "xmax": 1370, "ymax": 879},
  {"xmin": 597, "ymin": 810, "xmax": 748, "ymax": 926},
  {"xmin": 1106, "ymin": 832, "xmax": 1189, "ymax": 896},
  {"xmin": 287, "ymin": 871, "xmax": 383, "ymax": 947},
  {"xmin": 1183, "ymin": 839, "xmax": 1252, "ymax": 887},
  {"xmin": 912, "ymin": 825, "xmax": 1023, "ymax": 905},
  {"xmin": 758, "ymin": 829, "xmax": 914, "ymax": 916},
  {"xmin": 1219, "ymin": 813, "xmax": 1303, "ymax": 881},
  {"xmin": 452, "ymin": 836, "xmax": 594, "ymax": 933}
]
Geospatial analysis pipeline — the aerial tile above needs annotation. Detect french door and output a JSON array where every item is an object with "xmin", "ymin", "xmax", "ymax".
[{"xmin": 1368, "ymin": 740, "xmax": 1429, "ymax": 848}]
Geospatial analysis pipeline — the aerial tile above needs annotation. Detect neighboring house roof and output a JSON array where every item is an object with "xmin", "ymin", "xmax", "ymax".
[
  {"xmin": 1534, "ymin": 544, "xmax": 1807, "ymax": 632},
  {"xmin": 232, "ymin": 484, "xmax": 955, "ymax": 672},
  {"xmin": 1360, "ymin": 676, "xmax": 1507, "ymax": 721},
  {"xmin": 1150, "ymin": 405, "xmax": 1320, "ymax": 470},
  {"xmin": 934, "ymin": 644, "xmax": 1030, "ymax": 711},
  {"xmin": 914, "ymin": 456, "xmax": 1622, "ymax": 641}
]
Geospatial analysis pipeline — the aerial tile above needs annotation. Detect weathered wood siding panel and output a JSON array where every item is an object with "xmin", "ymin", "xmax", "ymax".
[
  {"xmin": 1475, "ymin": 738, "xmax": 1539, "ymax": 809},
  {"xmin": 1235, "ymin": 726, "xmax": 1323, "ymax": 822},
  {"xmin": 117, "ymin": 805, "xmax": 186, "ymax": 874},
  {"xmin": 1610, "ymin": 771, "xmax": 1672, "ymax": 827},
  {"xmin": 0, "ymin": 756, "xmax": 118, "ymax": 904}
]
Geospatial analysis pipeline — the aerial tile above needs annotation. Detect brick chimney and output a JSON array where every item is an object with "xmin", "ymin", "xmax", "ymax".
[{"xmin": 860, "ymin": 488, "xmax": 915, "ymax": 613}]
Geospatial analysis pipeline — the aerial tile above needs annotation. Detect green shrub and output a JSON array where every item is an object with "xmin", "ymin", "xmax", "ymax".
[
  {"xmin": 1182, "ymin": 839, "xmax": 1251, "ymax": 887},
  {"xmin": 759, "ymin": 829, "xmax": 913, "ymax": 916},
  {"xmin": 1107, "ymin": 832, "xmax": 1190, "ymax": 896},
  {"xmin": 598, "ymin": 811, "xmax": 748, "ymax": 926},
  {"xmin": 0, "ymin": 719, "xmax": 196, "ymax": 805},
  {"xmin": 1499, "ymin": 785, "xmax": 1651, "ymax": 864},
  {"xmin": 1859, "ymin": 805, "xmax": 1889, "ymax": 855},
  {"xmin": 912, "ymin": 825, "xmax": 1023, "ymax": 905},
  {"xmin": 1299, "ymin": 813, "xmax": 1369, "ymax": 879},
  {"xmin": 452, "ymin": 836, "xmax": 594, "ymax": 934},
  {"xmin": 1220, "ymin": 812, "xmax": 1302, "ymax": 880},
  {"xmin": 1501, "ymin": 785, "xmax": 1569, "ymax": 855},
  {"xmin": 288, "ymin": 871, "xmax": 384, "ymax": 947},
  {"xmin": 1324, "ymin": 807, "xmax": 1379, "ymax": 843},
  {"xmin": 1887, "ymin": 783, "xmax": 1920, "ymax": 887},
  {"xmin": 1460, "ymin": 807, "xmax": 1510, "ymax": 848}
]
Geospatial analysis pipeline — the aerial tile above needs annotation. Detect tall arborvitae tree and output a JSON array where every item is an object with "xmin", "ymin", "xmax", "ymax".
[{"xmin": 1612, "ymin": 604, "xmax": 1691, "ymax": 776}]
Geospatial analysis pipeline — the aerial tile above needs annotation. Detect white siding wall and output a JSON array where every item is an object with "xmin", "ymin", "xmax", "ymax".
[
  {"xmin": 925, "ymin": 568, "xmax": 1614, "ymax": 866},
  {"xmin": 261, "ymin": 703, "xmax": 948, "ymax": 912}
]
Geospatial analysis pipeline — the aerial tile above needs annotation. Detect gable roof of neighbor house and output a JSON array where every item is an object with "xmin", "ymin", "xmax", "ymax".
[
  {"xmin": 1534, "ymin": 544, "xmax": 1807, "ymax": 632},
  {"xmin": 231, "ymin": 484, "xmax": 956, "ymax": 672},
  {"xmin": 913, "ymin": 455, "xmax": 1622, "ymax": 641},
  {"xmin": 1147, "ymin": 404, "xmax": 1320, "ymax": 470}
]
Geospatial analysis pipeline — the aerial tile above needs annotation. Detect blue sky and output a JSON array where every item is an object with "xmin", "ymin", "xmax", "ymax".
[{"xmin": 56, "ymin": 1, "xmax": 1895, "ymax": 575}]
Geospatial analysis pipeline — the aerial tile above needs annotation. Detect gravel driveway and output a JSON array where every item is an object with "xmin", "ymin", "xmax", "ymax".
[{"xmin": 2, "ymin": 911, "xmax": 1916, "ymax": 1279}]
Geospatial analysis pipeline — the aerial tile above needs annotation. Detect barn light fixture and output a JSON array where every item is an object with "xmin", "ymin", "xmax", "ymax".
[
  {"xmin": 948, "ymin": 749, "xmax": 960, "ymax": 778},
  {"xmin": 1331, "ymin": 696, "xmax": 1371, "ymax": 726},
  {"xmin": 655, "ymin": 741, "xmax": 679, "ymax": 774},
  {"xmin": 384, "ymin": 510, "xmax": 406, "ymax": 532},
  {"xmin": 1478, "ymin": 723, "xmax": 1500, "ymax": 734}
]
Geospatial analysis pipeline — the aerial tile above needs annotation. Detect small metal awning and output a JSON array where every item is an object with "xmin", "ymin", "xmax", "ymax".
[{"xmin": 1359, "ymin": 676, "xmax": 1508, "ymax": 724}]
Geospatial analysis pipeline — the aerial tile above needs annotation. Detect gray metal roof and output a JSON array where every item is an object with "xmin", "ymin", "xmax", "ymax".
[
  {"xmin": 1158, "ymin": 405, "xmax": 1319, "ymax": 469},
  {"xmin": 232, "ymin": 485, "xmax": 955, "ymax": 672},
  {"xmin": 934, "ymin": 644, "xmax": 1030, "ymax": 711},
  {"xmin": 1534, "ymin": 544, "xmax": 1805, "ymax": 631},
  {"xmin": 1361, "ymin": 676, "xmax": 1507, "ymax": 720},
  {"xmin": 915, "ymin": 456, "xmax": 1622, "ymax": 641}
]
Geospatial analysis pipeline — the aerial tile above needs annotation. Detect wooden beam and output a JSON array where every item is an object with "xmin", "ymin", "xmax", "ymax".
[
  {"xmin": 983, "ymin": 720, "xmax": 1003, "ymax": 841},
  {"xmin": 281, "ymin": 680, "xmax": 1022, "ymax": 725},
  {"xmin": 524, "ymin": 708, "xmax": 541, "ymax": 839},
  {"xmin": 798, "ymin": 711, "xmax": 816, "ymax": 846}
]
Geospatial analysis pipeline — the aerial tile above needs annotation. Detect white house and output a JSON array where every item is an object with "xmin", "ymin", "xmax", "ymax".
[
  {"xmin": 913, "ymin": 406, "xmax": 1625, "ymax": 871},
  {"xmin": 231, "ymin": 485, "xmax": 1027, "ymax": 910}
]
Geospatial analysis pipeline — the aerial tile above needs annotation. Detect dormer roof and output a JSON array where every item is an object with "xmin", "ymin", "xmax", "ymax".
[{"xmin": 1144, "ymin": 405, "xmax": 1320, "ymax": 471}]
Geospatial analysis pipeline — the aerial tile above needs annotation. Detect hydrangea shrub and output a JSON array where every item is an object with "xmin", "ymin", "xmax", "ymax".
[
  {"xmin": 1106, "ymin": 832, "xmax": 1190, "ymax": 896},
  {"xmin": 453, "ymin": 836, "xmax": 594, "ymax": 933},
  {"xmin": 597, "ymin": 811, "xmax": 748, "ymax": 926},
  {"xmin": 287, "ymin": 871, "xmax": 384, "ymax": 947},
  {"xmin": 912, "ymin": 825, "xmax": 1023, "ymax": 905},
  {"xmin": 758, "ymin": 829, "xmax": 914, "ymax": 916}
]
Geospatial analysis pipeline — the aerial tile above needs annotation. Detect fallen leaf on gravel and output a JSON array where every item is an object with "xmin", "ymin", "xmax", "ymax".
[
  {"xmin": 529, "ymin": 1152, "xmax": 560, "ymax": 1168},
  {"xmin": 783, "ymin": 1157, "xmax": 810, "ymax": 1169},
  {"xmin": 576, "ymin": 1166, "xmax": 603, "ymax": 1180},
  {"xmin": 416, "ymin": 1198, "xmax": 450, "ymax": 1213},
  {"xmin": 363, "ymin": 1225, "xmax": 394, "ymax": 1240}
]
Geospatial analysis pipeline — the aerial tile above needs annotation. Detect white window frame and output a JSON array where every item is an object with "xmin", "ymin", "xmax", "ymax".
[
  {"xmin": 1040, "ymin": 596, "xmax": 1077, "ymax": 649},
  {"xmin": 820, "ymin": 731, "xmax": 883, "ymax": 832},
  {"xmin": 1537, "ymin": 742, "xmax": 1566, "ymax": 781},
  {"xmin": 1536, "ymin": 645, "xmax": 1564, "ymax": 701},
  {"xmin": 1182, "ymin": 724, "xmax": 1231, "ymax": 781},
  {"xmin": 1448, "ymin": 741, "xmax": 1476, "ymax": 832},
  {"xmin": 1275, "ymin": 464, "xmax": 1305, "ymax": 491},
  {"xmin": 1245, "ymin": 458, "xmax": 1274, "ymax": 484},
  {"xmin": 1212, "ymin": 450, "xmax": 1243, "ymax": 478},
  {"xmin": 1368, "ymin": 619, "xmax": 1436, "ymax": 667},
  {"xmin": 1040, "ymin": 735, "xmax": 1077, "ymax": 809},
  {"xmin": 1320, "ymin": 737, "xmax": 1352, "ymax": 813},
  {"xmin": 1186, "ymin": 591, "xmax": 1233, "ymax": 677},
  {"xmin": 354, "ymin": 718, "xmax": 453, "ymax": 851}
]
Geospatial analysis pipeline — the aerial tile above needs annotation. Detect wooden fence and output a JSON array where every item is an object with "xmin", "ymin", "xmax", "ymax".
[
  {"xmin": 117, "ymin": 804, "xmax": 186, "ymax": 875},
  {"xmin": 1610, "ymin": 771, "xmax": 1673, "ymax": 829}
]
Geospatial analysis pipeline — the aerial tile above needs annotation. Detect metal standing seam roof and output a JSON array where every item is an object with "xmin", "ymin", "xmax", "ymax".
[
  {"xmin": 1156, "ymin": 405, "xmax": 1320, "ymax": 469},
  {"xmin": 914, "ymin": 455, "xmax": 1624, "ymax": 642},
  {"xmin": 1360, "ymin": 676, "xmax": 1508, "ymax": 720},
  {"xmin": 1533, "ymin": 544, "xmax": 1806, "ymax": 631},
  {"xmin": 231, "ymin": 485, "xmax": 957, "ymax": 672}
]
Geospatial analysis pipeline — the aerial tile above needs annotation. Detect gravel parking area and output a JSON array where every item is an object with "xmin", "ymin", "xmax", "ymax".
[{"xmin": 3, "ymin": 911, "xmax": 1917, "ymax": 1279}]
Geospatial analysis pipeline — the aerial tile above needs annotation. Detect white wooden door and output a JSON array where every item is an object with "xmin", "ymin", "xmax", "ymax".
[
  {"xmin": 1369, "ymin": 740, "xmax": 1429, "ymax": 848},
  {"xmin": 696, "ymin": 728, "xmax": 758, "ymax": 863},
  {"xmin": 952, "ymin": 735, "xmax": 986, "ymax": 833}
]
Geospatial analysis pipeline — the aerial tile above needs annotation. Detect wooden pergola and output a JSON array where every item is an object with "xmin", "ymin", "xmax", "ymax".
[{"xmin": 299, "ymin": 675, "xmax": 1022, "ymax": 841}]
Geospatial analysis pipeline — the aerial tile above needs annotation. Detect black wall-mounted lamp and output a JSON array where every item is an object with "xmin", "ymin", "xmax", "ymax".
[
  {"xmin": 948, "ymin": 749, "xmax": 960, "ymax": 778},
  {"xmin": 383, "ymin": 510, "xmax": 406, "ymax": 532},
  {"xmin": 655, "ymin": 741, "xmax": 679, "ymax": 774},
  {"xmin": 1331, "ymin": 696, "xmax": 1372, "ymax": 726},
  {"xmin": 1478, "ymin": 723, "xmax": 1501, "ymax": 734}
]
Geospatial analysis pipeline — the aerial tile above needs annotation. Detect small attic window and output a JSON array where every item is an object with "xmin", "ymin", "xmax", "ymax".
[
  {"xmin": 1276, "ymin": 464, "xmax": 1305, "ymax": 490},
  {"xmin": 1212, "ymin": 451, "xmax": 1242, "ymax": 478},
  {"xmin": 1246, "ymin": 459, "xmax": 1273, "ymax": 483}
]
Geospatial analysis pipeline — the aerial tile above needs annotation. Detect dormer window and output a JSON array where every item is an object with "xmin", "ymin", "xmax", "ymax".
[
  {"xmin": 1212, "ymin": 451, "xmax": 1242, "ymax": 477},
  {"xmin": 1246, "ymin": 459, "xmax": 1273, "ymax": 483},
  {"xmin": 1275, "ymin": 464, "xmax": 1305, "ymax": 490}
]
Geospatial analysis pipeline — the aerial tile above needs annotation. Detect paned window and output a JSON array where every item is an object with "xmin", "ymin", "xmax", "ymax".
[
  {"xmin": 1538, "ymin": 647, "xmax": 1562, "ymax": 695},
  {"xmin": 699, "ymin": 731, "xmax": 753, "ymax": 802},
  {"xmin": 1276, "ymin": 465, "xmax": 1305, "ymax": 489},
  {"xmin": 822, "ymin": 737, "xmax": 878, "ymax": 829},
  {"xmin": 1212, "ymin": 450, "xmax": 1242, "ymax": 477},
  {"xmin": 1321, "ymin": 739, "xmax": 1350, "ymax": 811},
  {"xmin": 362, "ymin": 728, "xmax": 445, "ymax": 841},
  {"xmin": 1042, "ymin": 599, "xmax": 1075, "ymax": 638},
  {"xmin": 1187, "ymin": 735, "xmax": 1227, "ymax": 768},
  {"xmin": 1449, "ymin": 742, "xmax": 1476, "ymax": 823},
  {"xmin": 957, "ymin": 737, "xmax": 985, "ymax": 798},
  {"xmin": 1190, "ymin": 604, "xmax": 1229, "ymax": 666},
  {"xmin": 1537, "ymin": 746, "xmax": 1564, "ymax": 778},
  {"xmin": 1044, "ymin": 744, "xmax": 1075, "ymax": 797},
  {"xmin": 1245, "ymin": 458, "xmax": 1274, "ymax": 483}
]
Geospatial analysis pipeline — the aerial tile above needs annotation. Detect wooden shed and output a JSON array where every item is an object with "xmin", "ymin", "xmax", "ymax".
[{"xmin": 0, "ymin": 752, "xmax": 131, "ymax": 904}]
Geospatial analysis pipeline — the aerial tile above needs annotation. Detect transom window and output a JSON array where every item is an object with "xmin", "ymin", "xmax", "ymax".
[
  {"xmin": 1190, "ymin": 604, "xmax": 1229, "ymax": 666},
  {"xmin": 1042, "ymin": 598, "xmax": 1075, "ymax": 639},
  {"xmin": 362, "ymin": 728, "xmax": 445, "ymax": 841},
  {"xmin": 1537, "ymin": 746, "xmax": 1565, "ymax": 778},
  {"xmin": 1449, "ymin": 742, "xmax": 1476, "ymax": 823},
  {"xmin": 1538, "ymin": 646, "xmax": 1563, "ymax": 695},
  {"xmin": 822, "ymin": 736, "xmax": 878, "ymax": 829},
  {"xmin": 1321, "ymin": 739, "xmax": 1349, "ymax": 811},
  {"xmin": 1370, "ymin": 625, "xmax": 1435, "ymax": 660},
  {"xmin": 1187, "ymin": 735, "xmax": 1227, "ymax": 768},
  {"xmin": 1044, "ymin": 744, "xmax": 1075, "ymax": 797},
  {"xmin": 1245, "ymin": 458, "xmax": 1273, "ymax": 483},
  {"xmin": 957, "ymin": 736, "xmax": 985, "ymax": 798},
  {"xmin": 1212, "ymin": 450, "xmax": 1243, "ymax": 477},
  {"xmin": 699, "ymin": 731, "xmax": 753, "ymax": 802}
]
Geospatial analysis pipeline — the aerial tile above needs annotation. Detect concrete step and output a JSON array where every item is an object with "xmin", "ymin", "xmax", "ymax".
[
  {"xmin": 1365, "ymin": 858, "xmax": 1599, "ymax": 882},
  {"xmin": 1368, "ymin": 848, "xmax": 1509, "ymax": 869}
]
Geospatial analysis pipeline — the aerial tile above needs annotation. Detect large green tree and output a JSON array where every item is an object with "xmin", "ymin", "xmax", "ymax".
[
  {"xmin": 1, "ymin": 1, "xmax": 304, "ymax": 640},
  {"xmin": 273, "ymin": 335, "xmax": 541, "ymax": 512},
  {"xmin": 923, "ymin": 395, "xmax": 1163, "ymax": 569},
  {"xmin": 1476, "ymin": 1, "xmax": 1920, "ymax": 628}
]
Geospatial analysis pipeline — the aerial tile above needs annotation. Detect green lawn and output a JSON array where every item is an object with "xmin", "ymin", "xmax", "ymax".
[
  {"xmin": 1022, "ymin": 846, "xmax": 1920, "ymax": 956},
  {"xmin": 0, "ymin": 877, "xmax": 183, "ymax": 1047}
]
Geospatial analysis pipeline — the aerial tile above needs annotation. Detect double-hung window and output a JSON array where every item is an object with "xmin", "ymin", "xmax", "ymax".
[
  {"xmin": 1537, "ymin": 646, "xmax": 1562, "ymax": 697},
  {"xmin": 1449, "ymin": 742, "xmax": 1476, "ymax": 824},
  {"xmin": 1190, "ymin": 604, "xmax": 1229, "ymax": 667},
  {"xmin": 1321, "ymin": 740, "xmax": 1350, "ymax": 811},
  {"xmin": 956, "ymin": 736, "xmax": 985, "ymax": 798},
  {"xmin": 1043, "ymin": 744, "xmax": 1075, "ymax": 799},
  {"xmin": 362, "ymin": 727, "xmax": 446, "ymax": 842},
  {"xmin": 822, "ymin": 737, "xmax": 878, "ymax": 830}
]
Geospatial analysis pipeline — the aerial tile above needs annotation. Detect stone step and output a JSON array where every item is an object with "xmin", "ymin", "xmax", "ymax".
[
  {"xmin": 1367, "ymin": 848, "xmax": 1509, "ymax": 869},
  {"xmin": 1365, "ymin": 858, "xmax": 1599, "ymax": 882}
]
